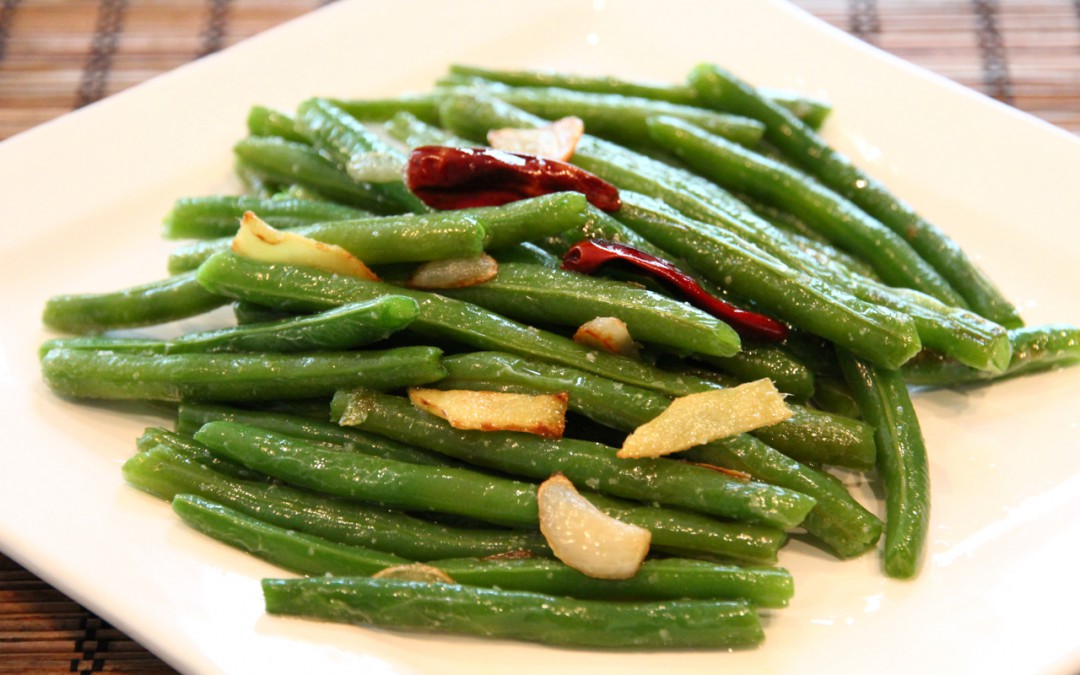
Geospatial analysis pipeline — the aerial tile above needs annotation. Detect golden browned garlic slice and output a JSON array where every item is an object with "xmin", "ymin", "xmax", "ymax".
[
  {"xmin": 407, "ymin": 253, "xmax": 498, "ymax": 289},
  {"xmin": 537, "ymin": 473, "xmax": 650, "ymax": 580},
  {"xmin": 618, "ymin": 378, "xmax": 792, "ymax": 459},
  {"xmin": 487, "ymin": 116, "xmax": 585, "ymax": 162},
  {"xmin": 408, "ymin": 388, "xmax": 569, "ymax": 439},
  {"xmin": 572, "ymin": 316, "xmax": 639, "ymax": 358},
  {"xmin": 231, "ymin": 211, "xmax": 378, "ymax": 280}
]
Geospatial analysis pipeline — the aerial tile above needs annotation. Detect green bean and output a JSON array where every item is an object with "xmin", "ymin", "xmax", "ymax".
[
  {"xmin": 124, "ymin": 445, "xmax": 547, "ymax": 559},
  {"xmin": 473, "ymin": 192, "xmax": 593, "ymax": 250},
  {"xmin": 168, "ymin": 192, "xmax": 590, "ymax": 273},
  {"xmin": 137, "ymin": 427, "xmax": 265, "ymax": 481},
  {"xmin": 688, "ymin": 64, "xmax": 1022, "ymax": 328},
  {"xmin": 838, "ymin": 351, "xmax": 930, "ymax": 578},
  {"xmin": 332, "ymin": 389, "xmax": 816, "ymax": 530},
  {"xmin": 383, "ymin": 111, "xmax": 463, "ymax": 148},
  {"xmin": 567, "ymin": 492, "xmax": 786, "ymax": 563},
  {"xmin": 294, "ymin": 98, "xmax": 427, "ymax": 214},
  {"xmin": 331, "ymin": 93, "xmax": 442, "ymax": 125},
  {"xmin": 233, "ymin": 158, "xmax": 280, "ymax": 198},
  {"xmin": 42, "ymin": 272, "xmax": 227, "ymax": 335},
  {"xmin": 40, "ymin": 346, "xmax": 445, "ymax": 402},
  {"xmin": 434, "ymin": 351, "xmax": 880, "ymax": 555},
  {"xmin": 195, "ymin": 252, "xmax": 729, "ymax": 397},
  {"xmin": 246, "ymin": 105, "xmax": 306, "ymax": 143},
  {"xmin": 477, "ymin": 85, "xmax": 764, "ymax": 149},
  {"xmin": 904, "ymin": 324, "xmax": 1080, "ymax": 387},
  {"xmin": 262, "ymin": 576, "xmax": 764, "ymax": 649},
  {"xmin": 194, "ymin": 421, "xmax": 543, "ymax": 528},
  {"xmin": 647, "ymin": 115, "xmax": 964, "ymax": 305},
  {"xmin": 167, "ymin": 216, "xmax": 482, "ymax": 274},
  {"xmin": 172, "ymin": 493, "xmax": 411, "ymax": 570},
  {"xmin": 37, "ymin": 336, "xmax": 161, "ymax": 356},
  {"xmin": 490, "ymin": 242, "xmax": 560, "ymax": 267},
  {"xmin": 440, "ymin": 262, "xmax": 742, "ymax": 358},
  {"xmin": 750, "ymin": 408, "xmax": 876, "ymax": 472},
  {"xmin": 162, "ymin": 195, "xmax": 370, "ymax": 240},
  {"xmin": 233, "ymin": 137, "xmax": 401, "ymax": 214},
  {"xmin": 810, "ymin": 376, "xmax": 863, "ymax": 420},
  {"xmin": 446, "ymin": 64, "xmax": 832, "ymax": 129},
  {"xmin": 697, "ymin": 344, "xmax": 815, "ymax": 400},
  {"xmin": 166, "ymin": 298, "xmax": 416, "ymax": 354},
  {"xmin": 438, "ymin": 557, "xmax": 791, "ymax": 607},
  {"xmin": 232, "ymin": 301, "xmax": 293, "ymax": 325},
  {"xmin": 173, "ymin": 493, "xmax": 793, "ymax": 606},
  {"xmin": 176, "ymin": 402, "xmax": 460, "ymax": 468}
]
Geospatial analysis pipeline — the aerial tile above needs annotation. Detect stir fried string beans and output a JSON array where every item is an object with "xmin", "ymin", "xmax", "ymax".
[{"xmin": 36, "ymin": 60, "xmax": 1080, "ymax": 651}]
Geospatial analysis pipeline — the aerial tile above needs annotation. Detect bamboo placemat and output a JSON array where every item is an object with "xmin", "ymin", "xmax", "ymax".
[{"xmin": 1, "ymin": 1, "xmax": 1078, "ymax": 672}]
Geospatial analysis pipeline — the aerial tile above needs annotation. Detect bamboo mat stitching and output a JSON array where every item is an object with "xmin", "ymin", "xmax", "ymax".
[
  {"xmin": 0, "ymin": 0, "xmax": 20, "ymax": 66},
  {"xmin": 76, "ymin": 0, "xmax": 128, "ymax": 109},
  {"xmin": 848, "ymin": 0, "xmax": 881, "ymax": 43},
  {"xmin": 71, "ymin": 615, "xmax": 105, "ymax": 674},
  {"xmin": 972, "ymin": 0, "xmax": 1014, "ymax": 104},
  {"xmin": 199, "ymin": 0, "xmax": 233, "ymax": 58}
]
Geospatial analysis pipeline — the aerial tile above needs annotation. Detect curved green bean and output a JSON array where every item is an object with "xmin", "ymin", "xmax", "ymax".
[
  {"xmin": 42, "ymin": 272, "xmax": 226, "ymax": 335},
  {"xmin": 124, "ymin": 445, "xmax": 547, "ymax": 559},
  {"xmin": 904, "ymin": 323, "xmax": 1080, "ymax": 387},
  {"xmin": 688, "ymin": 63, "xmax": 1021, "ymax": 328},
  {"xmin": 194, "ymin": 420, "xmax": 543, "ymax": 528},
  {"xmin": 647, "ymin": 114, "xmax": 964, "ymax": 305},
  {"xmin": 233, "ymin": 136, "xmax": 401, "ymax": 214},
  {"xmin": 246, "ymin": 105, "xmax": 307, "ymax": 143},
  {"xmin": 838, "ymin": 351, "xmax": 930, "ymax": 578}
]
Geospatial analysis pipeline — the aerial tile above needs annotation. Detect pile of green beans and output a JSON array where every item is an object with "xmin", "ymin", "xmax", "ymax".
[{"xmin": 36, "ymin": 61, "xmax": 1080, "ymax": 652}]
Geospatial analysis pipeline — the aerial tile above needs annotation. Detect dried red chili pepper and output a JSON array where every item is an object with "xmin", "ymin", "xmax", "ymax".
[
  {"xmin": 561, "ymin": 239, "xmax": 789, "ymax": 342},
  {"xmin": 405, "ymin": 146, "xmax": 621, "ymax": 212}
]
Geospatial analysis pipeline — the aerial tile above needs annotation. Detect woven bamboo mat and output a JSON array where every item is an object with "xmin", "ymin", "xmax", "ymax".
[{"xmin": 1, "ymin": 1, "xmax": 1079, "ymax": 672}]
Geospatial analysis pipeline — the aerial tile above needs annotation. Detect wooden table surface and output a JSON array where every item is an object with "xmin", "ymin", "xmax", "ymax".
[{"xmin": 1, "ymin": 1, "xmax": 1078, "ymax": 671}]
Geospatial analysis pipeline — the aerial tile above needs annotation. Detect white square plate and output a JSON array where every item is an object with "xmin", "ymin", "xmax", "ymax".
[{"xmin": 1, "ymin": 1, "xmax": 1078, "ymax": 673}]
